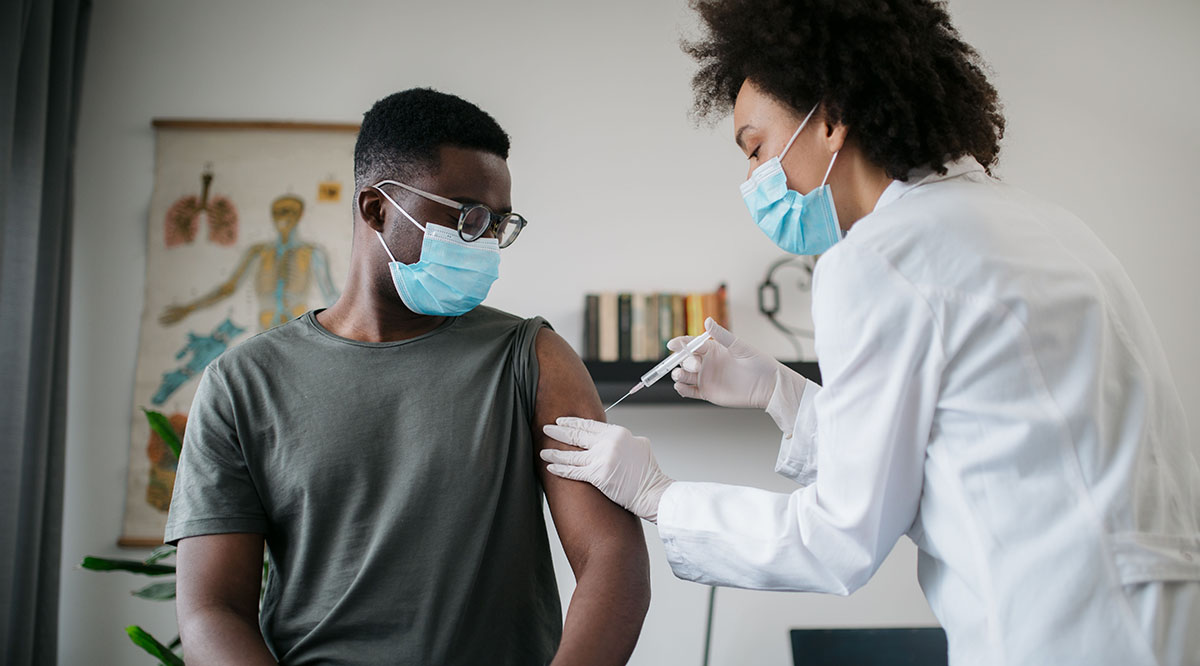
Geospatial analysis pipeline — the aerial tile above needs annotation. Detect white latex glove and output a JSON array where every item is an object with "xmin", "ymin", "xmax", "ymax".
[
  {"xmin": 669, "ymin": 317, "xmax": 789, "ymax": 409},
  {"xmin": 540, "ymin": 417, "xmax": 674, "ymax": 523}
]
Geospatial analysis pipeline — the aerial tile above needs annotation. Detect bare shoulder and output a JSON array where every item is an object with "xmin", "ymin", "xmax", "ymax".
[{"xmin": 533, "ymin": 328, "xmax": 604, "ymax": 436}]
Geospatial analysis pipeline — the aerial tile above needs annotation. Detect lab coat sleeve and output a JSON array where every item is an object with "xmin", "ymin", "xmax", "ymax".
[
  {"xmin": 766, "ymin": 376, "xmax": 821, "ymax": 485},
  {"xmin": 657, "ymin": 242, "xmax": 943, "ymax": 594}
]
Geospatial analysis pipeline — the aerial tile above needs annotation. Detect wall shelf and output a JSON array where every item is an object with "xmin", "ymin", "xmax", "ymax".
[{"xmin": 584, "ymin": 360, "xmax": 821, "ymax": 406}]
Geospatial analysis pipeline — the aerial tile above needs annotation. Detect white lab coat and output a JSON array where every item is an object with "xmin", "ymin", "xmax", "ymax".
[{"xmin": 656, "ymin": 158, "xmax": 1200, "ymax": 665}]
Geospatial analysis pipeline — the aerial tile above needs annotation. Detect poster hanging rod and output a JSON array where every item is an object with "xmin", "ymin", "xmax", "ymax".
[{"xmin": 152, "ymin": 119, "xmax": 360, "ymax": 132}]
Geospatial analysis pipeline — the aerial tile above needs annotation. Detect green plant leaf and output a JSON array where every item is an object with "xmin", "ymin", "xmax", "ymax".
[
  {"xmin": 144, "ymin": 545, "xmax": 177, "ymax": 565},
  {"xmin": 168, "ymin": 635, "xmax": 182, "ymax": 650},
  {"xmin": 132, "ymin": 580, "xmax": 177, "ymax": 601},
  {"xmin": 126, "ymin": 625, "xmax": 185, "ymax": 666},
  {"xmin": 81, "ymin": 556, "xmax": 175, "ymax": 576},
  {"xmin": 143, "ymin": 408, "xmax": 182, "ymax": 459}
]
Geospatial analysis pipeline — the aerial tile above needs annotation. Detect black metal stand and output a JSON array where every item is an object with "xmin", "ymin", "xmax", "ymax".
[{"xmin": 702, "ymin": 586, "xmax": 716, "ymax": 666}]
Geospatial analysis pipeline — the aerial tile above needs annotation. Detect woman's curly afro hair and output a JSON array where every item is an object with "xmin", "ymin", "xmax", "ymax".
[{"xmin": 685, "ymin": 0, "xmax": 1004, "ymax": 179}]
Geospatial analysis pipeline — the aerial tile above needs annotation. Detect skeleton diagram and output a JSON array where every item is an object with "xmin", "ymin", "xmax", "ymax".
[{"xmin": 159, "ymin": 194, "xmax": 339, "ymax": 332}]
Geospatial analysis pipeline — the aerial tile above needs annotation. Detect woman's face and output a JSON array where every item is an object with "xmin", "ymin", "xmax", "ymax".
[{"xmin": 732, "ymin": 79, "xmax": 835, "ymax": 195}]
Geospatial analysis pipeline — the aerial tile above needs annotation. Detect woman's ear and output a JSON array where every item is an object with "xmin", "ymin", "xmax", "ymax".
[
  {"xmin": 823, "ymin": 120, "xmax": 849, "ymax": 155},
  {"xmin": 358, "ymin": 187, "xmax": 387, "ymax": 233}
]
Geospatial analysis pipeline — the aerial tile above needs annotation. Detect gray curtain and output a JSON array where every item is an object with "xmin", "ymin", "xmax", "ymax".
[{"xmin": 1, "ymin": 0, "xmax": 91, "ymax": 663}]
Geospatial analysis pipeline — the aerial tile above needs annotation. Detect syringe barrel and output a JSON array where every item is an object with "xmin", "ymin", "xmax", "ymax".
[{"xmin": 638, "ymin": 330, "xmax": 713, "ymax": 387}]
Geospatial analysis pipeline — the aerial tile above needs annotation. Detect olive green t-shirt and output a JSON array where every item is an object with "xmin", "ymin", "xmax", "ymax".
[{"xmin": 165, "ymin": 307, "xmax": 560, "ymax": 665}]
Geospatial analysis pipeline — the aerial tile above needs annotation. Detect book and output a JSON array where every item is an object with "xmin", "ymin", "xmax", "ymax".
[
  {"xmin": 631, "ymin": 293, "xmax": 646, "ymax": 362},
  {"xmin": 584, "ymin": 294, "xmax": 599, "ymax": 360},
  {"xmin": 672, "ymin": 294, "xmax": 686, "ymax": 339},
  {"xmin": 617, "ymin": 293, "xmax": 632, "ymax": 361},
  {"xmin": 715, "ymin": 283, "xmax": 728, "ymax": 330},
  {"xmin": 685, "ymin": 293, "xmax": 705, "ymax": 337},
  {"xmin": 702, "ymin": 291, "xmax": 716, "ymax": 333},
  {"xmin": 598, "ymin": 292, "xmax": 618, "ymax": 361},
  {"xmin": 658, "ymin": 292, "xmax": 675, "ymax": 356},
  {"xmin": 645, "ymin": 293, "xmax": 660, "ymax": 360}
]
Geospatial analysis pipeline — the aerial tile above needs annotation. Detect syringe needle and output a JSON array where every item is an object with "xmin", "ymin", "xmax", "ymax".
[
  {"xmin": 604, "ymin": 392, "xmax": 631, "ymax": 412},
  {"xmin": 603, "ymin": 331, "xmax": 710, "ymax": 413},
  {"xmin": 604, "ymin": 382, "xmax": 644, "ymax": 412}
]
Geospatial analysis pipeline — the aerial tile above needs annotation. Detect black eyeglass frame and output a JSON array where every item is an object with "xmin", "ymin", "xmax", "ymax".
[{"xmin": 375, "ymin": 179, "xmax": 528, "ymax": 248}]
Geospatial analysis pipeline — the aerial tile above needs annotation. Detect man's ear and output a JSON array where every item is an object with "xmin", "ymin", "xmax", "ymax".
[{"xmin": 358, "ymin": 187, "xmax": 387, "ymax": 233}]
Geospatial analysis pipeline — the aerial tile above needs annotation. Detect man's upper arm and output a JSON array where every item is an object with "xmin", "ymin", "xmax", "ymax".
[
  {"xmin": 176, "ymin": 533, "xmax": 265, "ymax": 618},
  {"xmin": 175, "ymin": 533, "xmax": 277, "ymax": 665},
  {"xmin": 532, "ymin": 328, "xmax": 647, "ymax": 571},
  {"xmin": 165, "ymin": 365, "xmax": 269, "ymax": 544}
]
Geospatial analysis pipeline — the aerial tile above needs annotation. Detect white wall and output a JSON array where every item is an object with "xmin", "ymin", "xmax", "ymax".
[{"xmin": 61, "ymin": 0, "xmax": 1199, "ymax": 664}]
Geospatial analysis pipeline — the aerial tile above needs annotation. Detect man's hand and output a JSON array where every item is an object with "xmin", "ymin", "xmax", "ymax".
[{"xmin": 541, "ymin": 417, "xmax": 674, "ymax": 523}]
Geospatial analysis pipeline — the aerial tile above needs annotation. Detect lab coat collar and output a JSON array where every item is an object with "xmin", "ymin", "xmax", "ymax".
[{"xmin": 872, "ymin": 155, "xmax": 987, "ymax": 214}]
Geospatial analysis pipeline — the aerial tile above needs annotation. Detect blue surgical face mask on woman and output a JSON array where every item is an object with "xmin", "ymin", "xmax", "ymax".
[
  {"xmin": 372, "ymin": 184, "xmax": 500, "ymax": 317},
  {"xmin": 740, "ymin": 104, "xmax": 842, "ymax": 255}
]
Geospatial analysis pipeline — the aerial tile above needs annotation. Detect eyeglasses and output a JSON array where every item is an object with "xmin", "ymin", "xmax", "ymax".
[{"xmin": 375, "ymin": 180, "xmax": 528, "ymax": 249}]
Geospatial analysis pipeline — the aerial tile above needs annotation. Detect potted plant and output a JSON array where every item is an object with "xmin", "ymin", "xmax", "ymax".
[{"xmin": 82, "ymin": 409, "xmax": 185, "ymax": 664}]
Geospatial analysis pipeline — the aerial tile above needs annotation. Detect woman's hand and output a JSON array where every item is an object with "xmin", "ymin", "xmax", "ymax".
[
  {"xmin": 670, "ymin": 318, "xmax": 786, "ymax": 409},
  {"xmin": 540, "ymin": 418, "xmax": 674, "ymax": 523}
]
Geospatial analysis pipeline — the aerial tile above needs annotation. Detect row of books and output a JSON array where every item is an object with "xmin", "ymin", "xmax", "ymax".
[{"xmin": 583, "ymin": 286, "xmax": 729, "ymax": 362}]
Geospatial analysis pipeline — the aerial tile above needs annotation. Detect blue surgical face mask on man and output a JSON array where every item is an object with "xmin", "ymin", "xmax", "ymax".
[
  {"xmin": 372, "ymin": 183, "xmax": 500, "ymax": 317},
  {"xmin": 740, "ymin": 104, "xmax": 842, "ymax": 255}
]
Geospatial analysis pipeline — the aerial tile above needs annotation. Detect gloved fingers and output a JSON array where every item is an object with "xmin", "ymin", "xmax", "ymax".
[
  {"xmin": 554, "ymin": 416, "xmax": 609, "ymax": 433},
  {"xmin": 539, "ymin": 448, "xmax": 591, "ymax": 466},
  {"xmin": 666, "ymin": 335, "xmax": 694, "ymax": 352},
  {"xmin": 679, "ymin": 354, "xmax": 704, "ymax": 374},
  {"xmin": 543, "ymin": 423, "xmax": 603, "ymax": 449},
  {"xmin": 672, "ymin": 366, "xmax": 699, "ymax": 385},
  {"xmin": 704, "ymin": 317, "xmax": 737, "ymax": 348},
  {"xmin": 545, "ymin": 463, "xmax": 592, "ymax": 483},
  {"xmin": 674, "ymin": 382, "xmax": 703, "ymax": 400},
  {"xmin": 690, "ymin": 338, "xmax": 718, "ymax": 359}
]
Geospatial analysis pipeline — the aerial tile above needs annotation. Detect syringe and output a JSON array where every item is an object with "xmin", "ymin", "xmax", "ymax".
[{"xmin": 604, "ymin": 330, "xmax": 714, "ymax": 412}]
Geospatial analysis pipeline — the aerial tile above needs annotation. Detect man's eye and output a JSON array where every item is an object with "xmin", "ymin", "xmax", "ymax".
[{"xmin": 749, "ymin": 147, "xmax": 760, "ymax": 160}]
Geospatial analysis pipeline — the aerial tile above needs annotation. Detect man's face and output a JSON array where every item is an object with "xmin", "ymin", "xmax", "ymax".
[{"xmin": 382, "ymin": 145, "xmax": 513, "ymax": 265}]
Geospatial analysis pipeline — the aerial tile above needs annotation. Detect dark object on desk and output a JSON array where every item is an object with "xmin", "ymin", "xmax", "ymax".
[
  {"xmin": 791, "ymin": 627, "xmax": 948, "ymax": 666},
  {"xmin": 585, "ymin": 360, "xmax": 821, "ymax": 405}
]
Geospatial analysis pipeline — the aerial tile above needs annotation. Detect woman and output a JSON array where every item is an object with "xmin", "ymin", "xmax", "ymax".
[{"xmin": 540, "ymin": 1, "xmax": 1199, "ymax": 663}]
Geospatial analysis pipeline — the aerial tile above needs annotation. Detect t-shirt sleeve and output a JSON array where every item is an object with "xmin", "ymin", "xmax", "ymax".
[
  {"xmin": 512, "ymin": 315, "xmax": 552, "ymax": 420},
  {"xmin": 164, "ymin": 363, "xmax": 269, "ymax": 544}
]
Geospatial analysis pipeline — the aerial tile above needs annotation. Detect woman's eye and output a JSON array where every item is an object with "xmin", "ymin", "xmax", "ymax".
[{"xmin": 749, "ymin": 147, "xmax": 760, "ymax": 160}]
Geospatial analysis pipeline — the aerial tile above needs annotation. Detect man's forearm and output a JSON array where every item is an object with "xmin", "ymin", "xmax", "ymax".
[
  {"xmin": 551, "ymin": 535, "xmax": 651, "ymax": 666},
  {"xmin": 179, "ymin": 606, "xmax": 277, "ymax": 666}
]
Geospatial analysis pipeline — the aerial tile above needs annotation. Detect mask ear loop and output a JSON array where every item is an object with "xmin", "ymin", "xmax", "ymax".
[
  {"xmin": 374, "ymin": 230, "xmax": 398, "ymax": 263},
  {"xmin": 372, "ymin": 183, "xmax": 428, "ymax": 263},
  {"xmin": 372, "ymin": 184, "xmax": 427, "ymax": 233},
  {"xmin": 821, "ymin": 151, "xmax": 839, "ymax": 187},
  {"xmin": 779, "ymin": 103, "xmax": 821, "ymax": 161}
]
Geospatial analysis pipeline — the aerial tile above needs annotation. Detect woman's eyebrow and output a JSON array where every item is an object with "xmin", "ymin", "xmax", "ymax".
[{"xmin": 735, "ymin": 124, "xmax": 755, "ymax": 150}]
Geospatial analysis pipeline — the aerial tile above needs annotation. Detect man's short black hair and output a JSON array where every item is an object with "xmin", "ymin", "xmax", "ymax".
[
  {"xmin": 685, "ymin": 0, "xmax": 1005, "ymax": 179},
  {"xmin": 354, "ymin": 88, "xmax": 510, "ymax": 190}
]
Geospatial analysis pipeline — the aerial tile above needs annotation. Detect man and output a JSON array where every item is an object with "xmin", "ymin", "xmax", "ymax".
[{"xmin": 166, "ymin": 88, "xmax": 650, "ymax": 665}]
